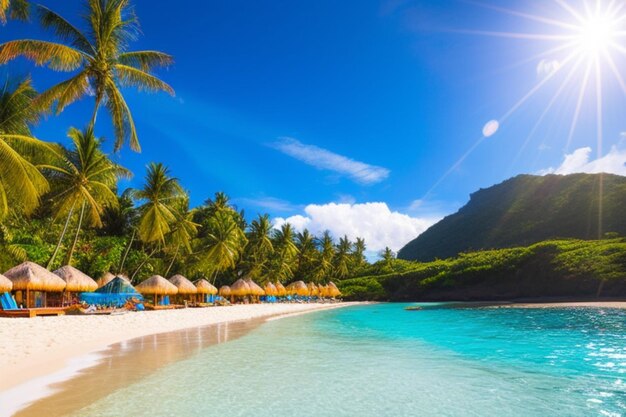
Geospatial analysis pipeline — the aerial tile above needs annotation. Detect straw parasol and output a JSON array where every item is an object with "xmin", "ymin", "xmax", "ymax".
[
  {"xmin": 327, "ymin": 281, "xmax": 341, "ymax": 298},
  {"xmin": 54, "ymin": 265, "xmax": 98, "ymax": 293},
  {"xmin": 291, "ymin": 280, "xmax": 309, "ymax": 297},
  {"xmin": 194, "ymin": 279, "xmax": 218, "ymax": 295},
  {"xmin": 136, "ymin": 275, "xmax": 178, "ymax": 305},
  {"xmin": 218, "ymin": 285, "xmax": 231, "ymax": 297},
  {"xmin": 264, "ymin": 282, "xmax": 277, "ymax": 296},
  {"xmin": 229, "ymin": 278, "xmax": 250, "ymax": 297},
  {"xmin": 319, "ymin": 284, "xmax": 329, "ymax": 298},
  {"xmin": 168, "ymin": 274, "xmax": 197, "ymax": 295},
  {"xmin": 97, "ymin": 272, "xmax": 130, "ymax": 288},
  {"xmin": 0, "ymin": 273, "xmax": 12, "ymax": 292},
  {"xmin": 274, "ymin": 281, "xmax": 286, "ymax": 297},
  {"xmin": 307, "ymin": 282, "xmax": 319, "ymax": 296},
  {"xmin": 245, "ymin": 279, "xmax": 265, "ymax": 297}
]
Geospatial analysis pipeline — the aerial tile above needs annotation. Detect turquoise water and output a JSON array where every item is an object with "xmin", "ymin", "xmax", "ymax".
[{"xmin": 71, "ymin": 304, "xmax": 626, "ymax": 416}]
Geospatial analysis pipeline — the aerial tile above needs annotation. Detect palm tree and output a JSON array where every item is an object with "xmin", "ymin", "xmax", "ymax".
[
  {"xmin": 352, "ymin": 237, "xmax": 367, "ymax": 271},
  {"xmin": 130, "ymin": 162, "xmax": 184, "ymax": 245},
  {"xmin": 333, "ymin": 235, "xmax": 352, "ymax": 279},
  {"xmin": 314, "ymin": 230, "xmax": 335, "ymax": 282},
  {"xmin": 163, "ymin": 197, "xmax": 198, "ymax": 276},
  {"xmin": 198, "ymin": 211, "xmax": 247, "ymax": 284},
  {"xmin": 0, "ymin": 0, "xmax": 29, "ymax": 24},
  {"xmin": 0, "ymin": 77, "xmax": 51, "ymax": 219},
  {"xmin": 0, "ymin": 0, "xmax": 174, "ymax": 151},
  {"xmin": 242, "ymin": 214, "xmax": 274, "ymax": 280},
  {"xmin": 269, "ymin": 223, "xmax": 299, "ymax": 283},
  {"xmin": 294, "ymin": 229, "xmax": 317, "ymax": 281},
  {"xmin": 42, "ymin": 126, "xmax": 131, "ymax": 267},
  {"xmin": 380, "ymin": 246, "xmax": 395, "ymax": 268}
]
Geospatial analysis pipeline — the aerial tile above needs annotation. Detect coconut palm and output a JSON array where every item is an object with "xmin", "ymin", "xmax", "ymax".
[
  {"xmin": 352, "ymin": 237, "xmax": 367, "ymax": 270},
  {"xmin": 198, "ymin": 210, "xmax": 247, "ymax": 283},
  {"xmin": 42, "ymin": 126, "xmax": 131, "ymax": 267},
  {"xmin": 334, "ymin": 235, "xmax": 352, "ymax": 279},
  {"xmin": 129, "ymin": 162, "xmax": 184, "ymax": 245},
  {"xmin": 294, "ymin": 229, "xmax": 317, "ymax": 281},
  {"xmin": 380, "ymin": 246, "xmax": 395, "ymax": 268},
  {"xmin": 0, "ymin": 0, "xmax": 29, "ymax": 24},
  {"xmin": 163, "ymin": 197, "xmax": 198, "ymax": 276},
  {"xmin": 0, "ymin": 77, "xmax": 51, "ymax": 219},
  {"xmin": 242, "ymin": 214, "xmax": 274, "ymax": 280},
  {"xmin": 0, "ymin": 0, "xmax": 174, "ymax": 151},
  {"xmin": 269, "ymin": 223, "xmax": 299, "ymax": 283},
  {"xmin": 313, "ymin": 231, "xmax": 335, "ymax": 282}
]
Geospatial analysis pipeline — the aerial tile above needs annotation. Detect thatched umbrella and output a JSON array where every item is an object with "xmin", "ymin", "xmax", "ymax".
[
  {"xmin": 264, "ymin": 282, "xmax": 277, "ymax": 296},
  {"xmin": 4, "ymin": 261, "xmax": 67, "ymax": 307},
  {"xmin": 54, "ymin": 265, "xmax": 98, "ymax": 305},
  {"xmin": 245, "ymin": 279, "xmax": 265, "ymax": 301},
  {"xmin": 136, "ymin": 275, "xmax": 178, "ymax": 305},
  {"xmin": 289, "ymin": 280, "xmax": 308, "ymax": 297},
  {"xmin": 169, "ymin": 274, "xmax": 197, "ymax": 304},
  {"xmin": 327, "ymin": 281, "xmax": 341, "ymax": 298},
  {"xmin": 230, "ymin": 278, "xmax": 250, "ymax": 297},
  {"xmin": 275, "ymin": 281, "xmax": 286, "ymax": 297},
  {"xmin": 319, "ymin": 284, "xmax": 329, "ymax": 298},
  {"xmin": 307, "ymin": 282, "xmax": 319, "ymax": 297},
  {"xmin": 0, "ymin": 273, "xmax": 13, "ymax": 293},
  {"xmin": 218, "ymin": 285, "xmax": 231, "ymax": 297},
  {"xmin": 97, "ymin": 272, "xmax": 130, "ymax": 288},
  {"xmin": 194, "ymin": 278, "xmax": 218, "ymax": 303}
]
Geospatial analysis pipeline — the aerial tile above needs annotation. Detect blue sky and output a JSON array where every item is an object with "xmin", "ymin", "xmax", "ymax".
[{"xmin": 2, "ymin": 0, "xmax": 626, "ymax": 253}]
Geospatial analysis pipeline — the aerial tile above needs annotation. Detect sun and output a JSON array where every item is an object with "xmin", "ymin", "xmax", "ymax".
[{"xmin": 576, "ymin": 13, "xmax": 618, "ymax": 56}]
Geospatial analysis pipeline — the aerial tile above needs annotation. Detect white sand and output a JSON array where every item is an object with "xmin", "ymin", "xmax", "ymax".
[{"xmin": 0, "ymin": 303, "xmax": 355, "ymax": 392}]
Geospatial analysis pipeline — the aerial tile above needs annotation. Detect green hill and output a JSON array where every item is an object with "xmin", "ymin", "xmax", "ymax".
[
  {"xmin": 339, "ymin": 239, "xmax": 626, "ymax": 301},
  {"xmin": 398, "ymin": 173, "xmax": 626, "ymax": 262}
]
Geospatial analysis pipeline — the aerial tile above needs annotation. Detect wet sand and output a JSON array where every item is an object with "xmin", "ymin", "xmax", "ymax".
[{"xmin": 0, "ymin": 303, "xmax": 356, "ymax": 416}]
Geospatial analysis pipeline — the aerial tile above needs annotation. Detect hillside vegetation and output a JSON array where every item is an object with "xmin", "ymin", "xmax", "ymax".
[
  {"xmin": 398, "ymin": 173, "xmax": 626, "ymax": 261},
  {"xmin": 339, "ymin": 239, "xmax": 626, "ymax": 301}
]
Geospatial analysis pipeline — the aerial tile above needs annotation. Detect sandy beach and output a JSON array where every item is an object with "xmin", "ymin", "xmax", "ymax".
[{"xmin": 0, "ymin": 303, "xmax": 355, "ymax": 393}]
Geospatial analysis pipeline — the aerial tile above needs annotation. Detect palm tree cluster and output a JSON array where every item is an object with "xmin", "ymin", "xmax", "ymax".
[{"xmin": 0, "ymin": 0, "xmax": 370, "ymax": 286}]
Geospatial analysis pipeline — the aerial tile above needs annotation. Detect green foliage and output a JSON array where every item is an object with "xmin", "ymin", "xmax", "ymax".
[
  {"xmin": 340, "ymin": 239, "xmax": 626, "ymax": 301},
  {"xmin": 399, "ymin": 173, "xmax": 626, "ymax": 262}
]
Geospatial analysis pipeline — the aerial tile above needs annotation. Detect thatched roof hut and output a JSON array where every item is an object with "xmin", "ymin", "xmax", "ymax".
[
  {"xmin": 230, "ymin": 278, "xmax": 250, "ymax": 297},
  {"xmin": 168, "ymin": 274, "xmax": 197, "ymax": 295},
  {"xmin": 194, "ymin": 279, "xmax": 218, "ymax": 295},
  {"xmin": 136, "ymin": 275, "xmax": 178, "ymax": 296},
  {"xmin": 245, "ymin": 279, "xmax": 265, "ymax": 296},
  {"xmin": 97, "ymin": 272, "xmax": 130, "ymax": 288},
  {"xmin": 0, "ymin": 273, "xmax": 12, "ymax": 292},
  {"xmin": 218, "ymin": 285, "xmax": 231, "ymax": 297},
  {"xmin": 319, "ymin": 284, "xmax": 329, "ymax": 297},
  {"xmin": 275, "ymin": 281, "xmax": 286, "ymax": 296},
  {"xmin": 327, "ymin": 281, "xmax": 341, "ymax": 297},
  {"xmin": 264, "ymin": 282, "xmax": 277, "ymax": 296},
  {"xmin": 54, "ymin": 265, "xmax": 98, "ymax": 293},
  {"xmin": 290, "ymin": 280, "xmax": 309, "ymax": 297},
  {"xmin": 4, "ymin": 261, "xmax": 66, "ymax": 292}
]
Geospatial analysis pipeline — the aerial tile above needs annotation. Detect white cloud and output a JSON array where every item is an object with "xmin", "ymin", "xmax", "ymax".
[
  {"xmin": 537, "ymin": 59, "xmax": 560, "ymax": 78},
  {"xmin": 540, "ymin": 146, "xmax": 626, "ymax": 176},
  {"xmin": 273, "ymin": 202, "xmax": 439, "ymax": 252},
  {"xmin": 270, "ymin": 137, "xmax": 390, "ymax": 185}
]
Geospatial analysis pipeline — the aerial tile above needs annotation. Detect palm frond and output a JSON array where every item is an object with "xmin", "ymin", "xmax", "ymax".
[
  {"xmin": 104, "ymin": 79, "xmax": 139, "ymax": 151},
  {"xmin": 37, "ymin": 5, "xmax": 94, "ymax": 55},
  {"xmin": 0, "ymin": 39, "xmax": 85, "ymax": 71},
  {"xmin": 117, "ymin": 50, "xmax": 173, "ymax": 71},
  {"xmin": 34, "ymin": 71, "xmax": 90, "ymax": 114},
  {"xmin": 114, "ymin": 64, "xmax": 174, "ymax": 95}
]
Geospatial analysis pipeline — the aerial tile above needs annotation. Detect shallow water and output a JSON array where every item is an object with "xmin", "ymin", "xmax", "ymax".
[{"xmin": 68, "ymin": 304, "xmax": 626, "ymax": 417}]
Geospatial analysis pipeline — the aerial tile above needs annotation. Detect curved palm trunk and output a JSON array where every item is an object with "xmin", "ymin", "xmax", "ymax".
[
  {"xmin": 64, "ymin": 200, "xmax": 86, "ymax": 265},
  {"xmin": 47, "ymin": 200, "xmax": 77, "ymax": 269},
  {"xmin": 164, "ymin": 244, "xmax": 180, "ymax": 277},
  {"xmin": 90, "ymin": 95, "xmax": 102, "ymax": 129},
  {"xmin": 117, "ymin": 228, "xmax": 136, "ymax": 274},
  {"xmin": 130, "ymin": 247, "xmax": 158, "ymax": 283}
]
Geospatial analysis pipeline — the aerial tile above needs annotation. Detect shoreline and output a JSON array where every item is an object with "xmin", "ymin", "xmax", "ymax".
[{"xmin": 0, "ymin": 302, "xmax": 358, "ymax": 416}]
